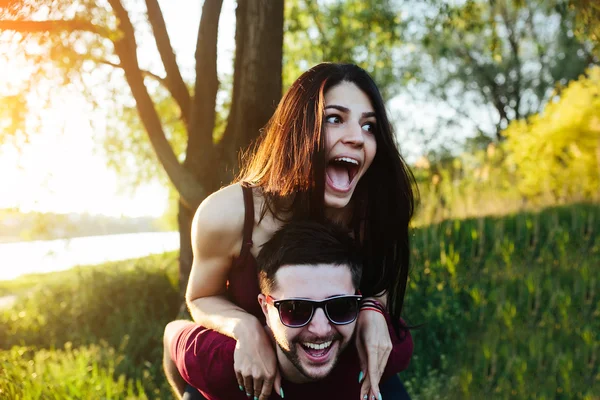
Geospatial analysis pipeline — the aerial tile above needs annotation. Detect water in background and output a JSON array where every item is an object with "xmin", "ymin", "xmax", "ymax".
[{"xmin": 0, "ymin": 231, "xmax": 180, "ymax": 281}]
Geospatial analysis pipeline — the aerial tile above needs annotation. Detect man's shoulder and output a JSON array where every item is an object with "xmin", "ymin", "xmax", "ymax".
[{"xmin": 176, "ymin": 326, "xmax": 240, "ymax": 399}]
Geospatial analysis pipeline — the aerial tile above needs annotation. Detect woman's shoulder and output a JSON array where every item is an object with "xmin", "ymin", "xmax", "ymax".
[
  {"xmin": 193, "ymin": 183, "xmax": 247, "ymax": 233},
  {"xmin": 191, "ymin": 183, "xmax": 252, "ymax": 255},
  {"xmin": 198, "ymin": 183, "xmax": 246, "ymax": 212}
]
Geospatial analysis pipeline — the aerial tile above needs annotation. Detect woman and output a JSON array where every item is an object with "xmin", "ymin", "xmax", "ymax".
[{"xmin": 185, "ymin": 63, "xmax": 416, "ymax": 400}]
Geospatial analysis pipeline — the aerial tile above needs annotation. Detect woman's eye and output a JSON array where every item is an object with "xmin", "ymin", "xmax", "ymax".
[
  {"xmin": 362, "ymin": 122, "xmax": 375, "ymax": 132},
  {"xmin": 326, "ymin": 115, "xmax": 341, "ymax": 124}
]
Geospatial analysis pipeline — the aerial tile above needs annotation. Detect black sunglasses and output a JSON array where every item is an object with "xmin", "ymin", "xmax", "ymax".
[{"xmin": 265, "ymin": 294, "xmax": 362, "ymax": 328}]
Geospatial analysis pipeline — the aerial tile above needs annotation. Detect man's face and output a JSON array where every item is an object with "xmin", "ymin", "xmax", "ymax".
[{"xmin": 258, "ymin": 264, "xmax": 357, "ymax": 382}]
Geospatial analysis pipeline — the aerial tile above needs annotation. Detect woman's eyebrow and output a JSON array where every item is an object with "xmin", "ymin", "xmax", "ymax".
[
  {"xmin": 324, "ymin": 104, "xmax": 349, "ymax": 112},
  {"xmin": 325, "ymin": 105, "xmax": 377, "ymax": 119}
]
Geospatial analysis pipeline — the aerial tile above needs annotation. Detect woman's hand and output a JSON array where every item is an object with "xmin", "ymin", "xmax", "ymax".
[
  {"xmin": 356, "ymin": 306, "xmax": 392, "ymax": 400},
  {"xmin": 234, "ymin": 322, "xmax": 282, "ymax": 400}
]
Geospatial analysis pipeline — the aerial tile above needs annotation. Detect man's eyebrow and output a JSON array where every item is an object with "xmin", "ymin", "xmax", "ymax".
[{"xmin": 325, "ymin": 105, "xmax": 377, "ymax": 119}]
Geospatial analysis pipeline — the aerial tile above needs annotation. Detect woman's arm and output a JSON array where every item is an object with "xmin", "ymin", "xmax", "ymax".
[
  {"xmin": 185, "ymin": 184, "xmax": 258, "ymax": 336},
  {"xmin": 356, "ymin": 292, "xmax": 410, "ymax": 400},
  {"xmin": 184, "ymin": 184, "xmax": 280, "ymax": 400}
]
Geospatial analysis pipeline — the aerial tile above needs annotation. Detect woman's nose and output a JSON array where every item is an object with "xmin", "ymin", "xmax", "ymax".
[{"xmin": 341, "ymin": 123, "xmax": 365, "ymax": 147}]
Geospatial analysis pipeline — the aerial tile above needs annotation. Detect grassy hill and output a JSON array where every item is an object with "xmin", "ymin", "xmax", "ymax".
[{"xmin": 0, "ymin": 204, "xmax": 598, "ymax": 399}]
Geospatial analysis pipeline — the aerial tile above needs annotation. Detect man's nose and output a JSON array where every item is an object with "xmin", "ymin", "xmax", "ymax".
[{"xmin": 306, "ymin": 308, "xmax": 332, "ymax": 336}]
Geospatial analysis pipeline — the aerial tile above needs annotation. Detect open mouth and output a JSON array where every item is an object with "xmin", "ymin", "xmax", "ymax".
[
  {"xmin": 300, "ymin": 340, "xmax": 334, "ymax": 362},
  {"xmin": 326, "ymin": 157, "xmax": 360, "ymax": 192}
]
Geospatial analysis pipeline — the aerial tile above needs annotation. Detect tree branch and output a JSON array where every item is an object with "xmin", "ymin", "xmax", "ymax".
[
  {"xmin": 144, "ymin": 0, "xmax": 191, "ymax": 126},
  {"xmin": 499, "ymin": 3, "xmax": 522, "ymax": 120},
  {"xmin": 93, "ymin": 58, "xmax": 167, "ymax": 85},
  {"xmin": 410, "ymin": 79, "xmax": 492, "ymax": 138},
  {"xmin": 452, "ymin": 32, "xmax": 507, "ymax": 139},
  {"xmin": 0, "ymin": 19, "xmax": 112, "ymax": 38},
  {"xmin": 108, "ymin": 0, "xmax": 206, "ymax": 209},
  {"xmin": 525, "ymin": 9, "xmax": 545, "ymax": 66}
]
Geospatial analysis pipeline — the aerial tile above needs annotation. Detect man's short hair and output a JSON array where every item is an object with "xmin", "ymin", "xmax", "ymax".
[{"xmin": 256, "ymin": 220, "xmax": 362, "ymax": 294}]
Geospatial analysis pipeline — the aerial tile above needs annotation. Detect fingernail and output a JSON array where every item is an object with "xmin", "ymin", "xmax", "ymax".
[
  {"xmin": 379, "ymin": 393, "xmax": 383, "ymax": 400},
  {"xmin": 363, "ymin": 395, "xmax": 368, "ymax": 400},
  {"xmin": 358, "ymin": 370, "xmax": 364, "ymax": 383},
  {"xmin": 254, "ymin": 397, "xmax": 259, "ymax": 400},
  {"xmin": 239, "ymin": 385, "xmax": 244, "ymax": 392},
  {"xmin": 280, "ymin": 387, "xmax": 285, "ymax": 398}
]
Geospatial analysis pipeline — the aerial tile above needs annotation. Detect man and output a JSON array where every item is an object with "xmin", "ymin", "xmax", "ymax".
[{"xmin": 163, "ymin": 221, "xmax": 412, "ymax": 400}]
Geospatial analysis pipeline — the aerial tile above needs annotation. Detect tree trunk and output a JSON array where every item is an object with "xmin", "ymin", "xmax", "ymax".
[
  {"xmin": 218, "ymin": 0, "xmax": 284, "ymax": 178},
  {"xmin": 178, "ymin": 200, "xmax": 194, "ymax": 298},
  {"xmin": 177, "ymin": 0, "xmax": 284, "ymax": 298}
]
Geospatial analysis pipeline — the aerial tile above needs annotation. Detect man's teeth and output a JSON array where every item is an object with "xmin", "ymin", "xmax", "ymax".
[
  {"xmin": 334, "ymin": 157, "xmax": 359, "ymax": 165},
  {"xmin": 303, "ymin": 341, "xmax": 332, "ymax": 350}
]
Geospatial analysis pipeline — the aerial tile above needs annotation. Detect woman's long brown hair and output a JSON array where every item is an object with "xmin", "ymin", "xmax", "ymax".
[{"xmin": 237, "ymin": 63, "xmax": 417, "ymax": 333}]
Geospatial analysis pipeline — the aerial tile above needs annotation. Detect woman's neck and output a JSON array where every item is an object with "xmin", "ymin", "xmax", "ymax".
[
  {"xmin": 324, "ymin": 201, "xmax": 354, "ymax": 227},
  {"xmin": 258, "ymin": 187, "xmax": 355, "ymax": 227}
]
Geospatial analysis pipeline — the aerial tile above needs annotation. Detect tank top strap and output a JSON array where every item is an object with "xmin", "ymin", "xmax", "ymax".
[{"xmin": 239, "ymin": 183, "xmax": 255, "ymax": 259}]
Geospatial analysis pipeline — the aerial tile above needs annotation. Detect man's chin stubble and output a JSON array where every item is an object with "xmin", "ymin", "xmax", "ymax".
[{"xmin": 279, "ymin": 341, "xmax": 346, "ymax": 382}]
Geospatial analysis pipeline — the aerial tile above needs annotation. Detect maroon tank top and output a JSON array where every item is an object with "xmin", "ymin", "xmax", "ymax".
[{"xmin": 226, "ymin": 184, "xmax": 266, "ymax": 325}]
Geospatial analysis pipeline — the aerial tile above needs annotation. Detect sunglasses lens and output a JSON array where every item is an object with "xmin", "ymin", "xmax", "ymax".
[
  {"xmin": 279, "ymin": 300, "xmax": 314, "ymax": 327},
  {"xmin": 326, "ymin": 297, "xmax": 359, "ymax": 324}
]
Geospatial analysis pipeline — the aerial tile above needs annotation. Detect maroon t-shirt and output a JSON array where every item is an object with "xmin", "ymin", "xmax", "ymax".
[{"xmin": 170, "ymin": 313, "xmax": 413, "ymax": 400}]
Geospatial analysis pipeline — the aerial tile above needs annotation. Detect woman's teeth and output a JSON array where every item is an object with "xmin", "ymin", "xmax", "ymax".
[{"xmin": 333, "ymin": 157, "xmax": 359, "ymax": 165}]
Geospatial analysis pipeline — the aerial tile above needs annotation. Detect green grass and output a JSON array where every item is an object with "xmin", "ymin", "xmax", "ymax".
[
  {"xmin": 1, "ymin": 344, "xmax": 149, "ymax": 399},
  {"xmin": 1, "ymin": 204, "xmax": 599, "ymax": 399},
  {"xmin": 402, "ymin": 203, "xmax": 600, "ymax": 399},
  {"xmin": 0, "ymin": 252, "xmax": 181, "ymax": 399},
  {"xmin": 0, "ymin": 267, "xmax": 107, "ymax": 298}
]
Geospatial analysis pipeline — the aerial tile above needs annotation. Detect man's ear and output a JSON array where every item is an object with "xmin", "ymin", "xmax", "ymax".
[{"xmin": 257, "ymin": 294, "xmax": 271, "ymax": 326}]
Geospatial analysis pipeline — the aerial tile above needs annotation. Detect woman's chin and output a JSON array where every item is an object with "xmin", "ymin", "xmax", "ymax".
[{"xmin": 324, "ymin": 191, "xmax": 353, "ymax": 209}]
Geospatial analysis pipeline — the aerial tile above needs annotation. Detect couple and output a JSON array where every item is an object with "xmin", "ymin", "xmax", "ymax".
[
  {"xmin": 164, "ymin": 220, "xmax": 412, "ymax": 399},
  {"xmin": 164, "ymin": 63, "xmax": 417, "ymax": 399}
]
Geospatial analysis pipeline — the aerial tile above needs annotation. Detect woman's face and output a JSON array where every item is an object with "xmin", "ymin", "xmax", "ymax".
[{"xmin": 323, "ymin": 81, "xmax": 377, "ymax": 209}]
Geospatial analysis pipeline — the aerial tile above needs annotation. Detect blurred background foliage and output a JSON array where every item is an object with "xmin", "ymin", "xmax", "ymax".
[
  {"xmin": 284, "ymin": 0, "xmax": 403, "ymax": 98},
  {"xmin": 504, "ymin": 66, "xmax": 600, "ymax": 201},
  {"xmin": 398, "ymin": 0, "xmax": 600, "ymax": 225},
  {"xmin": 404, "ymin": 0, "xmax": 594, "ymax": 142}
]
